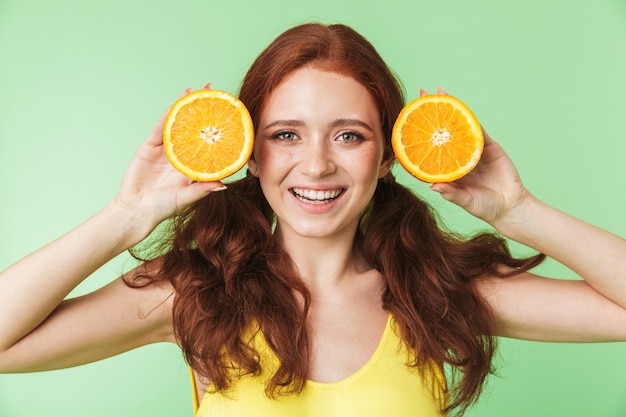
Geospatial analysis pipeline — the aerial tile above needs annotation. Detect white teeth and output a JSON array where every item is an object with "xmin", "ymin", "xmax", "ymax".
[{"xmin": 292, "ymin": 187, "xmax": 342, "ymax": 203}]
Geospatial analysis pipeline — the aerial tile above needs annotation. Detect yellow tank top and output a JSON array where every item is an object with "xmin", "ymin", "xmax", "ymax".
[{"xmin": 192, "ymin": 315, "xmax": 448, "ymax": 416}]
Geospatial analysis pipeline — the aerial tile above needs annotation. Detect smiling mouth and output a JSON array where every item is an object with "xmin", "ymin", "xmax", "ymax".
[{"xmin": 291, "ymin": 187, "xmax": 345, "ymax": 204}]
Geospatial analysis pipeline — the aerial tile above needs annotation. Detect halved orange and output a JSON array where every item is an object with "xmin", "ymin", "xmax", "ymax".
[
  {"xmin": 163, "ymin": 89, "xmax": 254, "ymax": 181},
  {"xmin": 391, "ymin": 94, "xmax": 484, "ymax": 183}
]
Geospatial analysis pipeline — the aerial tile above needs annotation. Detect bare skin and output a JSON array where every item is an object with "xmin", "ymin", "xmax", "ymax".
[{"xmin": 2, "ymin": 72, "xmax": 626, "ymax": 410}]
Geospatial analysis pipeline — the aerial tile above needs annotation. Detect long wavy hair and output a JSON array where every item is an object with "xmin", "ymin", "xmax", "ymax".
[{"xmin": 128, "ymin": 23, "xmax": 544, "ymax": 415}]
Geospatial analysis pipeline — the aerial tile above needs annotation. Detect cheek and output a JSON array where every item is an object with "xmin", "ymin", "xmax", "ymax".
[
  {"xmin": 355, "ymin": 147, "xmax": 385, "ymax": 178},
  {"xmin": 253, "ymin": 145, "xmax": 292, "ymax": 178}
]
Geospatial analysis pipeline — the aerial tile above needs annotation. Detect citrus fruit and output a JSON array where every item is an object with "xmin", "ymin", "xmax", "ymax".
[
  {"xmin": 163, "ymin": 89, "xmax": 254, "ymax": 181},
  {"xmin": 391, "ymin": 94, "xmax": 484, "ymax": 183}
]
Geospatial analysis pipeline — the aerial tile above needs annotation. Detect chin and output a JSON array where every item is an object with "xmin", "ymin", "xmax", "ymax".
[{"xmin": 278, "ymin": 219, "xmax": 357, "ymax": 240}]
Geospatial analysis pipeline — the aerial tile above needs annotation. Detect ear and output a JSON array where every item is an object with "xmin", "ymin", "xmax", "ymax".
[
  {"xmin": 378, "ymin": 154, "xmax": 394, "ymax": 178},
  {"xmin": 247, "ymin": 153, "xmax": 259, "ymax": 177}
]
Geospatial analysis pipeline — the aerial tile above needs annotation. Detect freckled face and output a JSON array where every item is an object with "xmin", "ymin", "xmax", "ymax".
[{"xmin": 248, "ymin": 67, "xmax": 392, "ymax": 241}]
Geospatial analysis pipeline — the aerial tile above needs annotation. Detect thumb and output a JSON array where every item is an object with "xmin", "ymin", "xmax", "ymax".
[
  {"xmin": 430, "ymin": 183, "xmax": 472, "ymax": 209},
  {"xmin": 177, "ymin": 182, "xmax": 227, "ymax": 209}
]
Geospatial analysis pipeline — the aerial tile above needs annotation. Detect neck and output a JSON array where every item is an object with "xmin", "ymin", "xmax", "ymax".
[{"xmin": 274, "ymin": 224, "xmax": 371, "ymax": 291}]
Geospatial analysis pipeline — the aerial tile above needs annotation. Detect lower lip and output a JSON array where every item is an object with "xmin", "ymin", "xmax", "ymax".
[{"xmin": 291, "ymin": 191, "xmax": 343, "ymax": 213}]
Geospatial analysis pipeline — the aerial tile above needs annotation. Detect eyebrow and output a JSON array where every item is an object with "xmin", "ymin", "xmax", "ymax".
[
  {"xmin": 263, "ymin": 120, "xmax": 305, "ymax": 129},
  {"xmin": 262, "ymin": 118, "xmax": 374, "ymax": 132},
  {"xmin": 330, "ymin": 119, "xmax": 374, "ymax": 132}
]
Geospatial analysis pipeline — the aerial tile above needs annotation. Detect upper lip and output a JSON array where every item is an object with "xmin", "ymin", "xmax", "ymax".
[{"xmin": 291, "ymin": 187, "xmax": 345, "ymax": 201}]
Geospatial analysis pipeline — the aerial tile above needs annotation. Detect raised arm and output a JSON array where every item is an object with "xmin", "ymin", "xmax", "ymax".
[
  {"xmin": 0, "ymin": 87, "xmax": 224, "ymax": 372},
  {"xmin": 427, "ymin": 89, "xmax": 626, "ymax": 342}
]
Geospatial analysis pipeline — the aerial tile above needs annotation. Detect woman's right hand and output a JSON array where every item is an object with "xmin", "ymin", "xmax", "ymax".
[
  {"xmin": 0, "ymin": 88, "xmax": 224, "ymax": 370},
  {"xmin": 113, "ymin": 87, "xmax": 226, "ymax": 233}
]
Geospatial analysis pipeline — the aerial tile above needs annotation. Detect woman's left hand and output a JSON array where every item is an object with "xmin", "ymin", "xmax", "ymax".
[
  {"xmin": 425, "ymin": 88, "xmax": 530, "ymax": 227},
  {"xmin": 424, "ymin": 91, "xmax": 626, "ymax": 343}
]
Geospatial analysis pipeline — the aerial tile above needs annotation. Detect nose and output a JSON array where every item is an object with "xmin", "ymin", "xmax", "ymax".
[{"xmin": 300, "ymin": 138, "xmax": 336, "ymax": 178}]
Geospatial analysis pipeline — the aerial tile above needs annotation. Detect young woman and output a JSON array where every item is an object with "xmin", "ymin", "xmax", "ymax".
[{"xmin": 1, "ymin": 23, "xmax": 626, "ymax": 416}]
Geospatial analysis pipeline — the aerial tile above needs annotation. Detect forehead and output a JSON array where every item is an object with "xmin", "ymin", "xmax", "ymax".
[{"xmin": 259, "ymin": 67, "xmax": 381, "ymax": 127}]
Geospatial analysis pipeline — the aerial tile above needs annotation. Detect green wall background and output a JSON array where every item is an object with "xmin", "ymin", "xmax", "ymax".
[{"xmin": 1, "ymin": 0, "xmax": 626, "ymax": 415}]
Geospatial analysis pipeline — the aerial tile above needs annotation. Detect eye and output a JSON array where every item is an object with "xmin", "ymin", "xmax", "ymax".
[
  {"xmin": 272, "ymin": 131, "xmax": 299, "ymax": 141},
  {"xmin": 336, "ymin": 131, "xmax": 365, "ymax": 143}
]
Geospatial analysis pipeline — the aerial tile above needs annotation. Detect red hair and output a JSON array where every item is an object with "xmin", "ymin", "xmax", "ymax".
[
  {"xmin": 128, "ymin": 23, "xmax": 544, "ymax": 415},
  {"xmin": 239, "ymin": 23, "xmax": 404, "ymax": 161}
]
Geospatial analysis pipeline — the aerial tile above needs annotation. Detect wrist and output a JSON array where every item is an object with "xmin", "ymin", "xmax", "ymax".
[
  {"xmin": 490, "ymin": 193, "xmax": 544, "ymax": 244},
  {"xmin": 101, "ymin": 200, "xmax": 161, "ymax": 250}
]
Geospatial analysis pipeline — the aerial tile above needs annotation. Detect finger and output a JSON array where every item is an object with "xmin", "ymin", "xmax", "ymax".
[
  {"xmin": 430, "ymin": 182, "xmax": 472, "ymax": 208},
  {"xmin": 436, "ymin": 86, "xmax": 447, "ymax": 95},
  {"xmin": 179, "ymin": 87, "xmax": 193, "ymax": 98},
  {"xmin": 146, "ymin": 110, "xmax": 169, "ymax": 146},
  {"xmin": 481, "ymin": 126, "xmax": 497, "ymax": 145},
  {"xmin": 146, "ymin": 88, "xmax": 192, "ymax": 146},
  {"xmin": 419, "ymin": 88, "xmax": 429, "ymax": 97},
  {"xmin": 430, "ymin": 182, "xmax": 453, "ymax": 195},
  {"xmin": 177, "ymin": 181, "xmax": 227, "ymax": 208},
  {"xmin": 203, "ymin": 82, "xmax": 212, "ymax": 90}
]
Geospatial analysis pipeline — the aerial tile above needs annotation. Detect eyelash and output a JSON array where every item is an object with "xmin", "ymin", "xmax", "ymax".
[
  {"xmin": 270, "ymin": 130, "xmax": 366, "ymax": 142},
  {"xmin": 271, "ymin": 131, "xmax": 298, "ymax": 141},
  {"xmin": 337, "ymin": 131, "xmax": 365, "ymax": 143}
]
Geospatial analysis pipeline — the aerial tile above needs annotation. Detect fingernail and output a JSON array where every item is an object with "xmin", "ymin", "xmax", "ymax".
[
  {"xmin": 430, "ymin": 187, "xmax": 443, "ymax": 193},
  {"xmin": 212, "ymin": 186, "xmax": 227, "ymax": 192}
]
